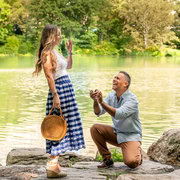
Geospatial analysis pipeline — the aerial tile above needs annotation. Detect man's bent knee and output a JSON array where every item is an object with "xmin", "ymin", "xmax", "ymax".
[
  {"xmin": 90, "ymin": 124, "xmax": 99, "ymax": 134},
  {"xmin": 124, "ymin": 159, "xmax": 140, "ymax": 169},
  {"xmin": 90, "ymin": 124, "xmax": 101, "ymax": 138}
]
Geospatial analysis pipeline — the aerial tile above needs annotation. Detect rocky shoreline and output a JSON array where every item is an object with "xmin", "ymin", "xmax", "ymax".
[{"xmin": 0, "ymin": 128, "xmax": 180, "ymax": 180}]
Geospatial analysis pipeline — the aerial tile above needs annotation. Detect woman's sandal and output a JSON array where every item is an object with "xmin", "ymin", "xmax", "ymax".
[
  {"xmin": 46, "ymin": 162, "xmax": 67, "ymax": 178},
  {"xmin": 46, "ymin": 169, "xmax": 67, "ymax": 178}
]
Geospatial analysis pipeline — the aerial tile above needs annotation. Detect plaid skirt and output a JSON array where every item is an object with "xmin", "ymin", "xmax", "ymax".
[{"xmin": 46, "ymin": 75, "xmax": 85, "ymax": 155}]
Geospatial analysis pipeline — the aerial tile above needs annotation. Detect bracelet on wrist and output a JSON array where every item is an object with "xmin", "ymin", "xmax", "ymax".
[
  {"xmin": 52, "ymin": 91, "xmax": 57, "ymax": 98},
  {"xmin": 68, "ymin": 52, "xmax": 72, "ymax": 56}
]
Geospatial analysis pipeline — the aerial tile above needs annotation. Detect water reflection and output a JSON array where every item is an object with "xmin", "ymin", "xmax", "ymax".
[{"xmin": 0, "ymin": 55, "xmax": 180, "ymax": 165}]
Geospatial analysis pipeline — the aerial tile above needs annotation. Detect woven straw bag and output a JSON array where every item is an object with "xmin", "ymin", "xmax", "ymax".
[{"xmin": 41, "ymin": 107, "xmax": 67, "ymax": 141}]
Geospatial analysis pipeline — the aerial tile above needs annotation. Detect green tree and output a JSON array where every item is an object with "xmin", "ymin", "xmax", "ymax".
[
  {"xmin": 120, "ymin": 0, "xmax": 176, "ymax": 49},
  {"xmin": 172, "ymin": 0, "xmax": 180, "ymax": 49},
  {"xmin": 0, "ymin": 0, "xmax": 13, "ymax": 44},
  {"xmin": 96, "ymin": 0, "xmax": 124, "ymax": 42},
  {"xmin": 95, "ymin": 0, "xmax": 130, "ymax": 53},
  {"xmin": 25, "ymin": 0, "xmax": 104, "ymax": 44},
  {"xmin": 5, "ymin": 0, "xmax": 29, "ymax": 33}
]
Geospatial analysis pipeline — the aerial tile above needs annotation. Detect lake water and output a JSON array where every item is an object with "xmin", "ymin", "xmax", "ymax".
[{"xmin": 0, "ymin": 55, "xmax": 180, "ymax": 165}]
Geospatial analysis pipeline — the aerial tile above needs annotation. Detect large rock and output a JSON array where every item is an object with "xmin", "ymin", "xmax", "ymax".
[
  {"xmin": 0, "ymin": 165, "xmax": 45, "ymax": 180},
  {"xmin": 6, "ymin": 148, "xmax": 48, "ymax": 166},
  {"xmin": 6, "ymin": 148, "xmax": 94, "ymax": 167},
  {"xmin": 3, "ymin": 147, "xmax": 179, "ymax": 179},
  {"xmin": 71, "ymin": 161, "xmax": 175, "ymax": 179},
  {"xmin": 0, "ymin": 161, "xmax": 176, "ymax": 180},
  {"xmin": 117, "ymin": 169, "xmax": 180, "ymax": 180},
  {"xmin": 147, "ymin": 128, "xmax": 180, "ymax": 167},
  {"xmin": 117, "ymin": 174, "xmax": 180, "ymax": 180}
]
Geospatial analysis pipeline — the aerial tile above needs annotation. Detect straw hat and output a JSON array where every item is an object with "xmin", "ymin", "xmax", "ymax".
[{"xmin": 41, "ymin": 108, "xmax": 67, "ymax": 141}]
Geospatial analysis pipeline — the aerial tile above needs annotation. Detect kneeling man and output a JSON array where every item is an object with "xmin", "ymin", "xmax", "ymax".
[{"xmin": 90, "ymin": 71, "xmax": 142, "ymax": 169}]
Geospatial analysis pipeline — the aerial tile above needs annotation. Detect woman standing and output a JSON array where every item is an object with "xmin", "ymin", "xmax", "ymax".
[{"xmin": 33, "ymin": 25, "xmax": 85, "ymax": 178}]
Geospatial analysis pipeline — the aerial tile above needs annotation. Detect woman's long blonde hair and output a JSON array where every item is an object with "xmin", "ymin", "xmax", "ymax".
[{"xmin": 33, "ymin": 25, "xmax": 59, "ymax": 76}]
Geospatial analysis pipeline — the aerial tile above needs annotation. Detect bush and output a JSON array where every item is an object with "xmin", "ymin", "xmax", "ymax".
[
  {"xmin": 171, "ymin": 40, "xmax": 180, "ymax": 49},
  {"xmin": 59, "ymin": 40, "xmax": 68, "ymax": 57},
  {"xmin": 18, "ymin": 36, "xmax": 33, "ymax": 54},
  {"xmin": 0, "ymin": 46, "xmax": 6, "ymax": 54},
  {"xmin": 75, "ymin": 31, "xmax": 97, "ymax": 49},
  {"xmin": 95, "ymin": 148, "xmax": 123, "ymax": 162},
  {"xmin": 145, "ymin": 46, "xmax": 162, "ymax": 56},
  {"xmin": 3, "ymin": 36, "xmax": 20, "ymax": 55},
  {"xmin": 0, "ymin": 28, "xmax": 9, "ymax": 45},
  {"xmin": 93, "ymin": 41, "xmax": 119, "ymax": 55},
  {"xmin": 165, "ymin": 53, "xmax": 172, "ymax": 57},
  {"xmin": 119, "ymin": 48, "xmax": 132, "ymax": 55},
  {"xmin": 145, "ymin": 46, "xmax": 160, "ymax": 52},
  {"xmin": 0, "ymin": 35, "xmax": 34, "ymax": 55}
]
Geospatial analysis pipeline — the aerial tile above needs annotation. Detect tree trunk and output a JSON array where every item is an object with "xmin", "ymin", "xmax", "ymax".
[
  {"xmin": 144, "ymin": 34, "xmax": 148, "ymax": 49},
  {"xmin": 100, "ymin": 34, "xmax": 104, "ymax": 44}
]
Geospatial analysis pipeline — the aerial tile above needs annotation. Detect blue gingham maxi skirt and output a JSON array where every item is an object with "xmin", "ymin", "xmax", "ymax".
[{"xmin": 46, "ymin": 75, "xmax": 85, "ymax": 155}]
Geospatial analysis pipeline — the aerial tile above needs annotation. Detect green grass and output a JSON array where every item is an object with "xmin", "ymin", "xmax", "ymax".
[
  {"xmin": 164, "ymin": 48, "xmax": 180, "ymax": 56},
  {"xmin": 95, "ymin": 148, "xmax": 124, "ymax": 162},
  {"xmin": 0, "ymin": 53, "xmax": 33, "ymax": 56}
]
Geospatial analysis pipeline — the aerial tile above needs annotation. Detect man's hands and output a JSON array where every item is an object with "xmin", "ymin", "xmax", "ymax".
[
  {"xmin": 90, "ymin": 89, "xmax": 102, "ymax": 115},
  {"xmin": 90, "ymin": 89, "xmax": 116, "ymax": 117},
  {"xmin": 90, "ymin": 89, "xmax": 103, "ymax": 104}
]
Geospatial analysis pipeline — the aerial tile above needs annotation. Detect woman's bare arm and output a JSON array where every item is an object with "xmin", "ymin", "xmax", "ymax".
[
  {"xmin": 42, "ymin": 53, "xmax": 60, "ymax": 109},
  {"xmin": 66, "ymin": 40, "xmax": 72, "ymax": 69}
]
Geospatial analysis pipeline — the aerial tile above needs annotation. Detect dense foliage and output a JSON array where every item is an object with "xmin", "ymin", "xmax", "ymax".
[{"xmin": 0, "ymin": 0, "xmax": 180, "ymax": 55}]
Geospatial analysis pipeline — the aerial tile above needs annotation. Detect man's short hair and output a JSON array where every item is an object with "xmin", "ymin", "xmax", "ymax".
[{"xmin": 119, "ymin": 71, "xmax": 131, "ymax": 89}]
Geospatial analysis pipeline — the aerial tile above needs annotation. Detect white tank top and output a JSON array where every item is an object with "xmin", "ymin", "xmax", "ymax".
[{"xmin": 53, "ymin": 50, "xmax": 68, "ymax": 80}]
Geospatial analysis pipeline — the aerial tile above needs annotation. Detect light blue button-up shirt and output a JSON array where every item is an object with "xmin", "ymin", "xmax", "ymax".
[{"xmin": 98, "ymin": 89, "xmax": 142, "ymax": 144}]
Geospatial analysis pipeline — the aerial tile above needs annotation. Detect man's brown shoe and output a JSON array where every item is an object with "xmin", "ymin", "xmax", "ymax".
[{"xmin": 97, "ymin": 158, "xmax": 114, "ymax": 168}]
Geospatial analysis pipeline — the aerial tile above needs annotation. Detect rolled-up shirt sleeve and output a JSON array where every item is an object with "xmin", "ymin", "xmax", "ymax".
[{"xmin": 115, "ymin": 97, "xmax": 138, "ymax": 120}]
